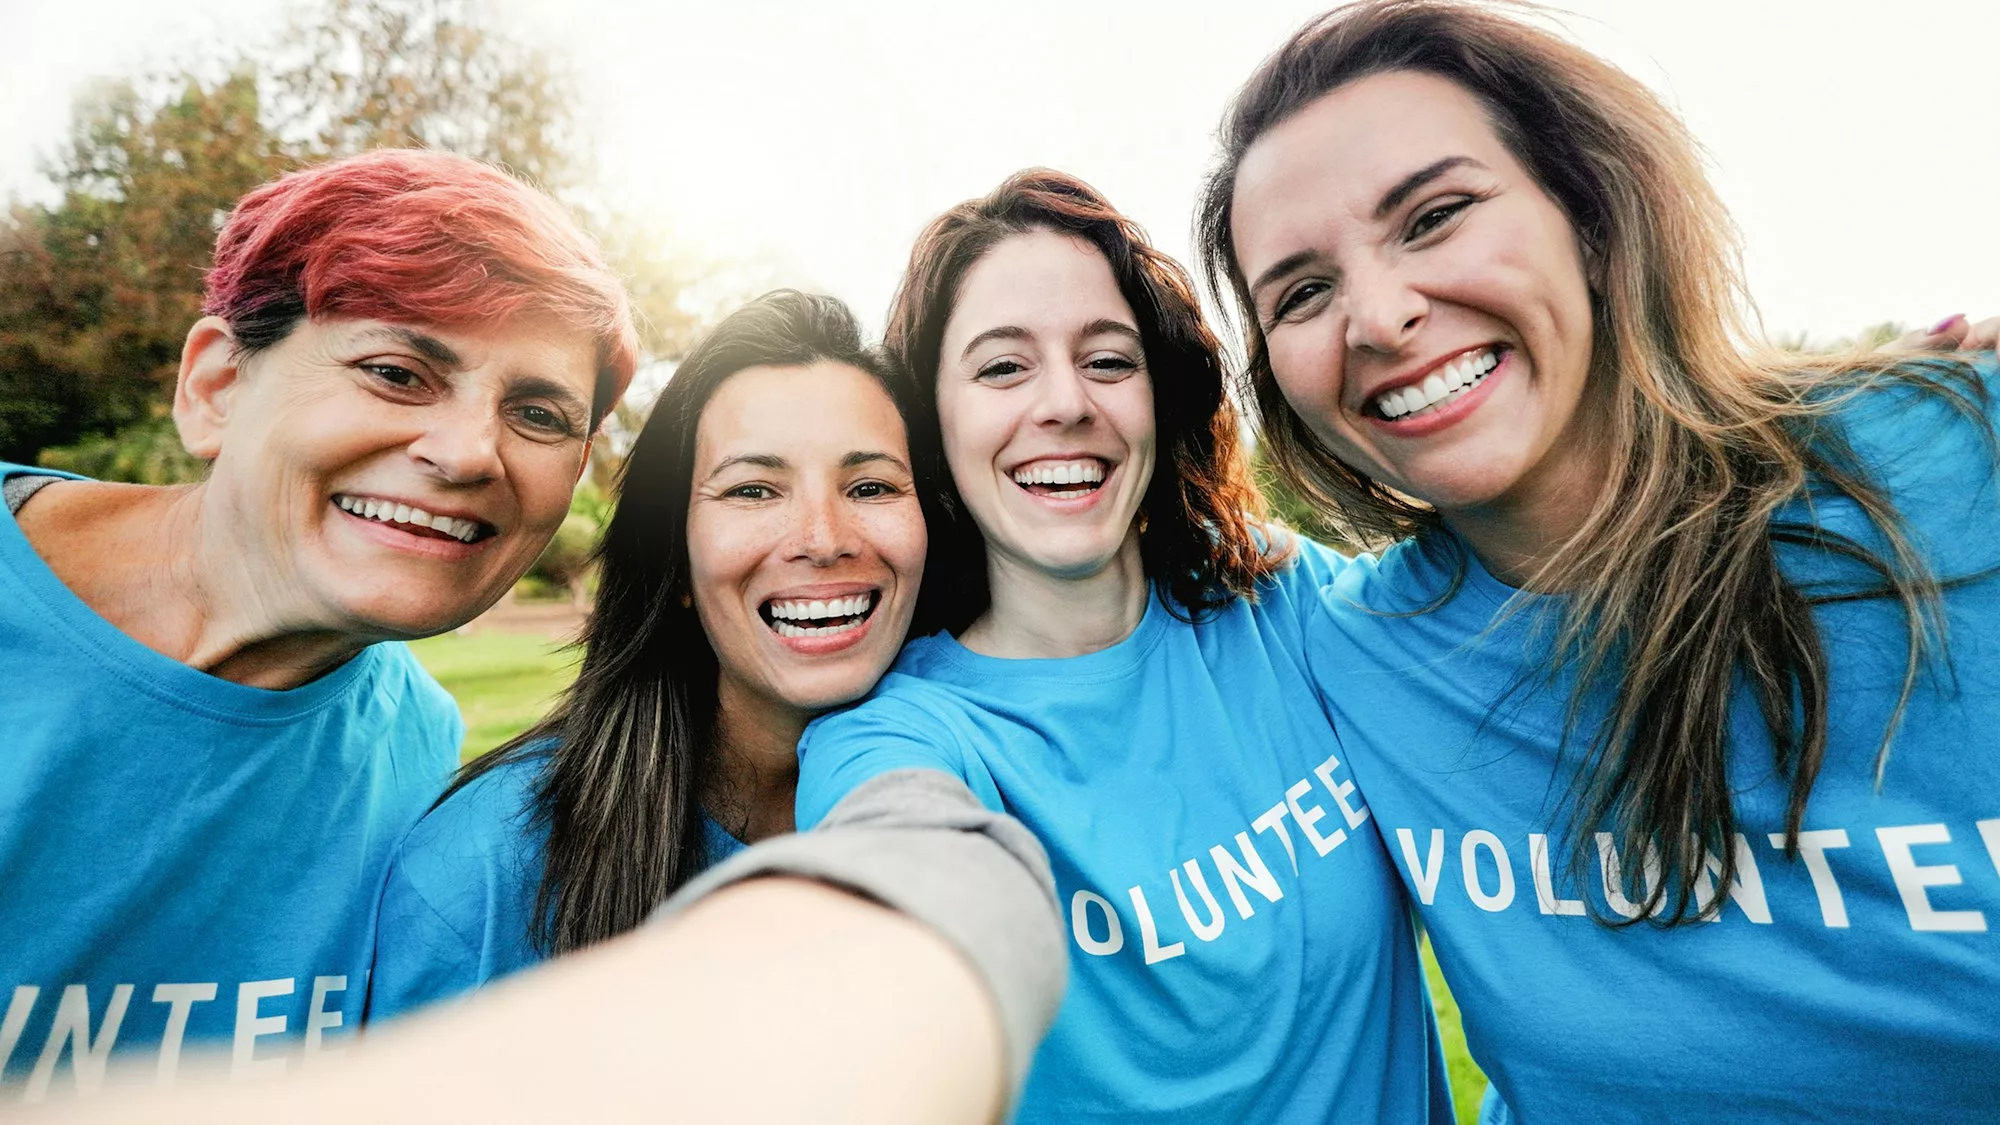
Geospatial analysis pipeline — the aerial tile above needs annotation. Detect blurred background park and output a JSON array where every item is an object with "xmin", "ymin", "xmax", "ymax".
[{"xmin": 4, "ymin": 0, "xmax": 1996, "ymax": 1118}]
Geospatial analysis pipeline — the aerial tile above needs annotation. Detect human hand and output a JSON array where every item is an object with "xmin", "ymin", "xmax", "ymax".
[{"xmin": 1883, "ymin": 313, "xmax": 2000, "ymax": 353}]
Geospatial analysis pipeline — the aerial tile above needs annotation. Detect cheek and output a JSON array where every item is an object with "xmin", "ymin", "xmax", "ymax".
[{"xmin": 865, "ymin": 504, "xmax": 929, "ymax": 581}]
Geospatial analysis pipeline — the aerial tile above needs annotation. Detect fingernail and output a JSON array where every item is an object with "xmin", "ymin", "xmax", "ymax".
[{"xmin": 1931, "ymin": 313, "xmax": 1966, "ymax": 334}]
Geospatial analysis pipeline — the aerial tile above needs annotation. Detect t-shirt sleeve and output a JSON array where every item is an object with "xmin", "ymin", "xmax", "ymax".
[
  {"xmin": 794, "ymin": 690, "xmax": 990, "ymax": 829},
  {"xmin": 650, "ymin": 767, "xmax": 1065, "ymax": 1100},
  {"xmin": 366, "ymin": 833, "xmax": 489, "ymax": 1023}
]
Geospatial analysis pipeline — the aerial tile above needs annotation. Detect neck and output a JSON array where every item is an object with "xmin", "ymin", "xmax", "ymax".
[
  {"xmin": 703, "ymin": 676, "xmax": 807, "ymax": 844},
  {"xmin": 961, "ymin": 527, "xmax": 1148, "ymax": 659},
  {"xmin": 1445, "ymin": 393, "xmax": 1615, "ymax": 590},
  {"xmin": 18, "ymin": 480, "xmax": 373, "ymax": 689}
]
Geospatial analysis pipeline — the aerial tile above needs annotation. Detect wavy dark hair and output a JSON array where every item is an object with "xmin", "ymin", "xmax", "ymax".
[
  {"xmin": 1196, "ymin": 0, "xmax": 1984, "ymax": 924},
  {"xmin": 884, "ymin": 168, "xmax": 1277, "ymax": 628},
  {"xmin": 449, "ymin": 289, "xmax": 943, "ymax": 955}
]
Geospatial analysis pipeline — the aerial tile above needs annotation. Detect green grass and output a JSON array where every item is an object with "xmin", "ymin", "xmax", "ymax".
[
  {"xmin": 407, "ymin": 635, "xmax": 1488, "ymax": 1117},
  {"xmin": 1424, "ymin": 936, "xmax": 1490, "ymax": 1122},
  {"xmin": 407, "ymin": 631, "xmax": 580, "ymax": 762}
]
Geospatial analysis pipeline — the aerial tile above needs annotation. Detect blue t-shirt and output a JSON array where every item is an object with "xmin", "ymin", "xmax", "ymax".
[
  {"xmin": 1308, "ymin": 358, "xmax": 2000, "ymax": 1123},
  {"xmin": 0, "ymin": 463, "xmax": 461, "ymax": 1096},
  {"xmin": 799, "ymin": 544, "xmax": 1452, "ymax": 1123},
  {"xmin": 368, "ymin": 749, "xmax": 747, "ymax": 1021}
]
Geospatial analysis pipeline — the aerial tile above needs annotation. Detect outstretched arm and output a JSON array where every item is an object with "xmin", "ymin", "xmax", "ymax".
[{"xmin": 36, "ymin": 771, "xmax": 1066, "ymax": 1124}]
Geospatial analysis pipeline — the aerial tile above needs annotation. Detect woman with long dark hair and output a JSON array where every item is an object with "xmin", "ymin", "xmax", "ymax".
[
  {"xmin": 790, "ymin": 169, "xmax": 1451, "ymax": 1122},
  {"xmin": 1200, "ymin": 1, "xmax": 2000, "ymax": 1118},
  {"xmin": 368, "ymin": 289, "xmax": 947, "ymax": 1011}
]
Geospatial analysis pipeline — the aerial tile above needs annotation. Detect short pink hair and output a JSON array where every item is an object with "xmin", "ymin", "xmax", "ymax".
[{"xmin": 204, "ymin": 149, "xmax": 638, "ymax": 420}]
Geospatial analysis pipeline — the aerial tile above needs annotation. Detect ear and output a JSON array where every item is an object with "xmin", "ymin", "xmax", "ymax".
[{"xmin": 172, "ymin": 317, "xmax": 244, "ymax": 461}]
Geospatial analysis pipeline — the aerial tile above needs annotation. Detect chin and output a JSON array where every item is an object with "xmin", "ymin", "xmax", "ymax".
[{"xmin": 335, "ymin": 587, "xmax": 499, "ymax": 640}]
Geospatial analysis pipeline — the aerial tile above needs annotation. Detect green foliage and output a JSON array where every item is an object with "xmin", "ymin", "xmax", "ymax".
[
  {"xmin": 524, "ymin": 479, "xmax": 611, "ymax": 602},
  {"xmin": 1252, "ymin": 441, "xmax": 1355, "ymax": 552},
  {"xmin": 0, "ymin": 0, "xmax": 717, "ymax": 468},
  {"xmin": 36, "ymin": 413, "xmax": 206, "ymax": 483},
  {"xmin": 0, "ymin": 70, "xmax": 282, "ymax": 461}
]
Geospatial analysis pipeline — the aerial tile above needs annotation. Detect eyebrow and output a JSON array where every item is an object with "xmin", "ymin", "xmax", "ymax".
[
  {"xmin": 958, "ymin": 319, "xmax": 1142, "ymax": 360},
  {"xmin": 843, "ymin": 450, "xmax": 910, "ymax": 472},
  {"xmin": 355, "ymin": 326, "xmax": 464, "ymax": 368},
  {"xmin": 705, "ymin": 453, "xmax": 788, "ymax": 482},
  {"xmin": 1248, "ymin": 156, "xmax": 1488, "ymax": 302},
  {"xmin": 1374, "ymin": 155, "xmax": 1485, "ymax": 220}
]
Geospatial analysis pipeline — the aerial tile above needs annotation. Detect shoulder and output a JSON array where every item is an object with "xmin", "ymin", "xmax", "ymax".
[
  {"xmin": 797, "ymin": 662, "xmax": 981, "ymax": 829},
  {"xmin": 371, "ymin": 752, "xmax": 548, "ymax": 1021},
  {"xmin": 364, "ymin": 641, "xmax": 465, "ymax": 753},
  {"xmin": 403, "ymin": 749, "xmax": 547, "ymax": 865},
  {"xmin": 1802, "ymin": 355, "xmax": 2000, "ymax": 567}
]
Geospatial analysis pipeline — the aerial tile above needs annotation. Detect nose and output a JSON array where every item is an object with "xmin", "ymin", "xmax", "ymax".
[
  {"xmin": 1342, "ymin": 262, "xmax": 1427, "ymax": 355},
  {"xmin": 1031, "ymin": 364, "xmax": 1095, "ymax": 428},
  {"xmin": 789, "ymin": 485, "xmax": 861, "ymax": 567},
  {"xmin": 406, "ymin": 398, "xmax": 504, "ymax": 486}
]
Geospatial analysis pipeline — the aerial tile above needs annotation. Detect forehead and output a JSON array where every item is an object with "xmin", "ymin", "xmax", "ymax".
[
  {"xmin": 695, "ymin": 362, "xmax": 907, "ymax": 460},
  {"xmin": 1232, "ymin": 70, "xmax": 1513, "ymax": 245},
  {"xmin": 946, "ymin": 231, "xmax": 1135, "ymax": 342}
]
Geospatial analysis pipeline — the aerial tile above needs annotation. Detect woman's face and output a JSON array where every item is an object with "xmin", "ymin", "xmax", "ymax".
[
  {"xmin": 934, "ymin": 230, "xmax": 1156, "ymax": 584},
  {"xmin": 190, "ymin": 312, "xmax": 600, "ymax": 639},
  {"xmin": 1229, "ymin": 69, "xmax": 1597, "ymax": 522},
  {"xmin": 686, "ymin": 362, "xmax": 927, "ymax": 719}
]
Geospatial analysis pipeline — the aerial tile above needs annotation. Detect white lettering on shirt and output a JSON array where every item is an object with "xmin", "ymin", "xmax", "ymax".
[
  {"xmin": 25, "ymin": 983, "xmax": 132, "ymax": 1101},
  {"xmin": 1127, "ymin": 885, "xmax": 1185, "ymax": 965},
  {"xmin": 1172, "ymin": 860, "xmax": 1228, "ymax": 942},
  {"xmin": 1287, "ymin": 779, "xmax": 1346, "ymax": 858},
  {"xmin": 1252, "ymin": 803, "xmax": 1299, "ymax": 876},
  {"xmin": 1691, "ymin": 834, "xmax": 1772, "ymax": 924},
  {"xmin": 1461, "ymin": 830, "xmax": 1516, "ymax": 912},
  {"xmin": 1210, "ymin": 832, "xmax": 1284, "ymax": 920},
  {"xmin": 1071, "ymin": 890, "xmax": 1125, "ymax": 956},
  {"xmin": 1529, "ymin": 833, "xmax": 1586, "ymax": 916},
  {"xmin": 231, "ymin": 978, "xmax": 294, "ymax": 1079},
  {"xmin": 303, "ymin": 976, "xmax": 347, "ymax": 1059},
  {"xmin": 152, "ymin": 983, "xmax": 218, "ymax": 1083},
  {"xmin": 1877, "ymin": 824, "xmax": 1988, "ymax": 932},
  {"xmin": 1782, "ymin": 829, "xmax": 1853, "ymax": 928},
  {"xmin": 1396, "ymin": 828, "xmax": 1446, "ymax": 906}
]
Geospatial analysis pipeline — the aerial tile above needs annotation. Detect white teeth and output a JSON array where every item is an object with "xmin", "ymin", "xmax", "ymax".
[
  {"xmin": 766, "ymin": 592, "xmax": 876, "ymax": 624},
  {"xmin": 1010, "ymin": 459, "xmax": 1108, "ymax": 488},
  {"xmin": 334, "ymin": 495, "xmax": 482, "ymax": 542},
  {"xmin": 1375, "ymin": 349, "xmax": 1499, "ymax": 420}
]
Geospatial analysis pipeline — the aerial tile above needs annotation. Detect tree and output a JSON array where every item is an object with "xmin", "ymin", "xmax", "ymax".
[
  {"xmin": 2, "ymin": 0, "xmax": 712, "ymax": 477},
  {"xmin": 0, "ymin": 71, "xmax": 282, "ymax": 462}
]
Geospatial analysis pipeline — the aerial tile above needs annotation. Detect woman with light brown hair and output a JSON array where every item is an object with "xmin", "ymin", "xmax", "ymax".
[{"xmin": 1199, "ymin": 0, "xmax": 2000, "ymax": 1119}]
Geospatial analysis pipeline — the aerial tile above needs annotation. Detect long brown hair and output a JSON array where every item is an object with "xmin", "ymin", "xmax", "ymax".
[
  {"xmin": 450, "ymin": 290, "xmax": 944, "ymax": 955},
  {"xmin": 1196, "ymin": 0, "xmax": 1983, "ymax": 924},
  {"xmin": 885, "ymin": 168, "xmax": 1276, "ymax": 627}
]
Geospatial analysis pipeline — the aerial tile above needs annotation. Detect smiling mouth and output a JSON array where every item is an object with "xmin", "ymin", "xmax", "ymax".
[
  {"xmin": 760, "ymin": 591, "xmax": 879, "ymax": 639},
  {"xmin": 1371, "ymin": 347, "xmax": 1504, "ymax": 421},
  {"xmin": 334, "ymin": 494, "xmax": 493, "ymax": 544},
  {"xmin": 1010, "ymin": 459, "xmax": 1108, "ymax": 500}
]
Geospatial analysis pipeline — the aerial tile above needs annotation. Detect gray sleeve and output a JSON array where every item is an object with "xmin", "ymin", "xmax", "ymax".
[{"xmin": 651, "ymin": 768, "xmax": 1066, "ymax": 1094}]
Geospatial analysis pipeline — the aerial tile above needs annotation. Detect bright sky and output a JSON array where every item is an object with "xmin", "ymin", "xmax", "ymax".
[{"xmin": 6, "ymin": 0, "xmax": 1996, "ymax": 344}]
